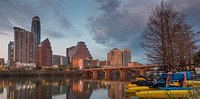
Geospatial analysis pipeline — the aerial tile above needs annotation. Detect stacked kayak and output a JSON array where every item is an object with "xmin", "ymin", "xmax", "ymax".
[
  {"xmin": 186, "ymin": 80, "xmax": 200, "ymax": 85},
  {"xmin": 125, "ymin": 71, "xmax": 200, "ymax": 98},
  {"xmin": 136, "ymin": 90, "xmax": 192, "ymax": 98},
  {"xmin": 136, "ymin": 77, "xmax": 146, "ymax": 81},
  {"xmin": 125, "ymin": 86, "xmax": 157, "ymax": 93},
  {"xmin": 125, "ymin": 83, "xmax": 137, "ymax": 89},
  {"xmin": 157, "ymin": 86, "xmax": 193, "ymax": 90},
  {"xmin": 125, "ymin": 82, "xmax": 194, "ymax": 98}
]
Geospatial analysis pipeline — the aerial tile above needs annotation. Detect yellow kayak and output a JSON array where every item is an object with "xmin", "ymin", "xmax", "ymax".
[
  {"xmin": 125, "ymin": 92, "xmax": 136, "ymax": 98},
  {"xmin": 170, "ymin": 82, "xmax": 181, "ymax": 86},
  {"xmin": 136, "ymin": 90, "xmax": 192, "ymax": 98},
  {"xmin": 125, "ymin": 86, "xmax": 157, "ymax": 93},
  {"xmin": 136, "ymin": 77, "xmax": 146, "ymax": 81},
  {"xmin": 186, "ymin": 80, "xmax": 200, "ymax": 85},
  {"xmin": 125, "ymin": 84, "xmax": 137, "ymax": 89}
]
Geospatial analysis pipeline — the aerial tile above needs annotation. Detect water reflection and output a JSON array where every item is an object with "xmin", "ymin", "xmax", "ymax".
[{"xmin": 0, "ymin": 77, "xmax": 131, "ymax": 99}]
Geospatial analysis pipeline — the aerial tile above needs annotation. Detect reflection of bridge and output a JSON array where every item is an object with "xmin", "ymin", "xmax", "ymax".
[{"xmin": 81, "ymin": 64, "xmax": 161, "ymax": 80}]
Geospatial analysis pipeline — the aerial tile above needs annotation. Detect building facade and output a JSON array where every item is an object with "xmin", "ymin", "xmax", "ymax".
[
  {"xmin": 128, "ymin": 62, "xmax": 142, "ymax": 67},
  {"xmin": 107, "ymin": 48, "xmax": 123, "ymax": 67},
  {"xmin": 100, "ymin": 60, "xmax": 111, "ymax": 67},
  {"xmin": 72, "ymin": 41, "xmax": 92, "ymax": 69},
  {"xmin": 78, "ymin": 59, "xmax": 101, "ymax": 69},
  {"xmin": 107, "ymin": 48, "xmax": 131, "ymax": 67},
  {"xmin": 13, "ymin": 27, "xmax": 37, "ymax": 68},
  {"xmin": 52, "ymin": 55, "xmax": 68, "ymax": 66},
  {"xmin": 121, "ymin": 49, "xmax": 131, "ymax": 66},
  {"xmin": 31, "ymin": 16, "xmax": 41, "ymax": 46},
  {"xmin": 66, "ymin": 46, "xmax": 76, "ymax": 66},
  {"xmin": 7, "ymin": 41, "xmax": 14, "ymax": 67},
  {"xmin": 37, "ymin": 38, "xmax": 52, "ymax": 67},
  {"xmin": 0, "ymin": 58, "xmax": 4, "ymax": 66}
]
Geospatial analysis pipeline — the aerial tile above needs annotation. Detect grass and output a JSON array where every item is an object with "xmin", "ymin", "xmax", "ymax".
[{"xmin": 184, "ymin": 85, "xmax": 200, "ymax": 99}]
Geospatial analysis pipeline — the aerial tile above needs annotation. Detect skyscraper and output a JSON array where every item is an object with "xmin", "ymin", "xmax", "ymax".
[
  {"xmin": 107, "ymin": 48, "xmax": 123, "ymax": 67},
  {"xmin": 67, "ymin": 41, "xmax": 92, "ymax": 69},
  {"xmin": 107, "ymin": 48, "xmax": 131, "ymax": 67},
  {"xmin": 37, "ymin": 38, "xmax": 52, "ymax": 67},
  {"xmin": 31, "ymin": 16, "xmax": 41, "ymax": 46},
  {"xmin": 13, "ymin": 27, "xmax": 37, "ymax": 68},
  {"xmin": 0, "ymin": 58, "xmax": 4, "ymax": 66},
  {"xmin": 7, "ymin": 41, "xmax": 14, "ymax": 67},
  {"xmin": 121, "ymin": 48, "xmax": 131, "ymax": 66}
]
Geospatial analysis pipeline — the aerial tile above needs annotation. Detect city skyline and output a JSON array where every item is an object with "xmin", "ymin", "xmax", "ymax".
[{"xmin": 0, "ymin": 0, "xmax": 200, "ymax": 64}]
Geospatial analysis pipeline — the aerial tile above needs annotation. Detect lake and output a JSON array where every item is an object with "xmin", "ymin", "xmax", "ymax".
[{"xmin": 0, "ymin": 76, "xmax": 137, "ymax": 99}]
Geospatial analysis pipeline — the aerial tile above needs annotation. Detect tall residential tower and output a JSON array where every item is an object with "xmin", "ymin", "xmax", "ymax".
[
  {"xmin": 37, "ymin": 38, "xmax": 52, "ymax": 67},
  {"xmin": 31, "ymin": 16, "xmax": 41, "ymax": 46},
  {"xmin": 7, "ymin": 41, "xmax": 14, "ymax": 67},
  {"xmin": 107, "ymin": 48, "xmax": 131, "ymax": 67},
  {"xmin": 121, "ymin": 48, "xmax": 131, "ymax": 66},
  {"xmin": 13, "ymin": 27, "xmax": 37, "ymax": 67}
]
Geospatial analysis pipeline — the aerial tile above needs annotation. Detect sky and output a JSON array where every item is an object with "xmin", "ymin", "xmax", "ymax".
[{"xmin": 0, "ymin": 0, "xmax": 200, "ymax": 64}]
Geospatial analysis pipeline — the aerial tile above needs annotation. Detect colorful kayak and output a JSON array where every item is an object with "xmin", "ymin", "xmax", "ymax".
[
  {"xmin": 136, "ymin": 90, "xmax": 192, "ymax": 98},
  {"xmin": 158, "ymin": 87, "xmax": 193, "ymax": 90},
  {"xmin": 172, "ymin": 80, "xmax": 200, "ymax": 86},
  {"xmin": 125, "ymin": 86, "xmax": 157, "ymax": 93}
]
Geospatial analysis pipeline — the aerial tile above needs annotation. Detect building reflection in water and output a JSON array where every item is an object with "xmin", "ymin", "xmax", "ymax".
[
  {"xmin": 68, "ymin": 80, "xmax": 92, "ymax": 99},
  {"xmin": 108, "ymin": 82, "xmax": 125, "ymax": 99},
  {"xmin": 0, "ymin": 78, "xmax": 128, "ymax": 99}
]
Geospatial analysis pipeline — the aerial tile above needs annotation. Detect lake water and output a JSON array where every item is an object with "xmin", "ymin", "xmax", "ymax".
[{"xmin": 0, "ymin": 77, "xmax": 137, "ymax": 99}]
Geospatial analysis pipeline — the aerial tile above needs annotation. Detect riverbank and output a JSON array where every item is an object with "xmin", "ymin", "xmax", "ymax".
[{"xmin": 0, "ymin": 70, "xmax": 82, "ymax": 77}]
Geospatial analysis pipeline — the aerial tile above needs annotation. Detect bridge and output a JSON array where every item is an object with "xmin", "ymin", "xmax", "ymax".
[{"xmin": 81, "ymin": 64, "xmax": 161, "ymax": 80}]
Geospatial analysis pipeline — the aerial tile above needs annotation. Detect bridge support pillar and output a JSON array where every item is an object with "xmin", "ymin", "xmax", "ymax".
[
  {"xmin": 104, "ymin": 70, "xmax": 110, "ymax": 80},
  {"xmin": 119, "ymin": 69, "xmax": 126, "ymax": 80},
  {"xmin": 92, "ymin": 71, "xmax": 98, "ymax": 80},
  {"xmin": 139, "ymin": 70, "xmax": 145, "ymax": 76}
]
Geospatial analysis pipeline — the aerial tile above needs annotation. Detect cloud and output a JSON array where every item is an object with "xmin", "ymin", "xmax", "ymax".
[
  {"xmin": 87, "ymin": 0, "xmax": 200, "ymax": 63},
  {"xmin": 87, "ymin": 0, "xmax": 157, "ymax": 50},
  {"xmin": 0, "ymin": 0, "xmax": 75, "ymax": 39},
  {"xmin": 167, "ymin": 0, "xmax": 200, "ymax": 29},
  {"xmin": 0, "ymin": 32, "xmax": 11, "ymax": 37}
]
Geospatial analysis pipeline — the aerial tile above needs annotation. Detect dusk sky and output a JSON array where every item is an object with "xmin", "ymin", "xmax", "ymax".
[{"xmin": 0, "ymin": 0, "xmax": 200, "ymax": 64}]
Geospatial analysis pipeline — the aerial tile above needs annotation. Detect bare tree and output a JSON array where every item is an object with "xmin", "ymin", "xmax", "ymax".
[{"xmin": 141, "ymin": 1, "xmax": 199, "ymax": 71}]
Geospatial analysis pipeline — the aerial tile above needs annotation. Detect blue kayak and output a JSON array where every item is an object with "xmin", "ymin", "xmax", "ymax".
[{"xmin": 158, "ymin": 87, "xmax": 193, "ymax": 90}]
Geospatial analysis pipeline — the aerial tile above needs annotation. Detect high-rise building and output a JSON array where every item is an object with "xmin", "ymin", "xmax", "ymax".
[
  {"xmin": 37, "ymin": 38, "xmax": 52, "ymax": 67},
  {"xmin": 7, "ymin": 41, "xmax": 14, "ymax": 67},
  {"xmin": 52, "ymin": 55, "xmax": 68, "ymax": 66},
  {"xmin": 71, "ymin": 41, "xmax": 92, "ymax": 69},
  {"xmin": 0, "ymin": 58, "xmax": 4, "ymax": 66},
  {"xmin": 13, "ymin": 27, "xmax": 37, "ymax": 68},
  {"xmin": 107, "ymin": 48, "xmax": 131, "ymax": 67},
  {"xmin": 121, "ymin": 49, "xmax": 131, "ymax": 66},
  {"xmin": 66, "ymin": 46, "xmax": 76, "ymax": 66},
  {"xmin": 107, "ymin": 48, "xmax": 123, "ymax": 67},
  {"xmin": 31, "ymin": 16, "xmax": 41, "ymax": 46}
]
